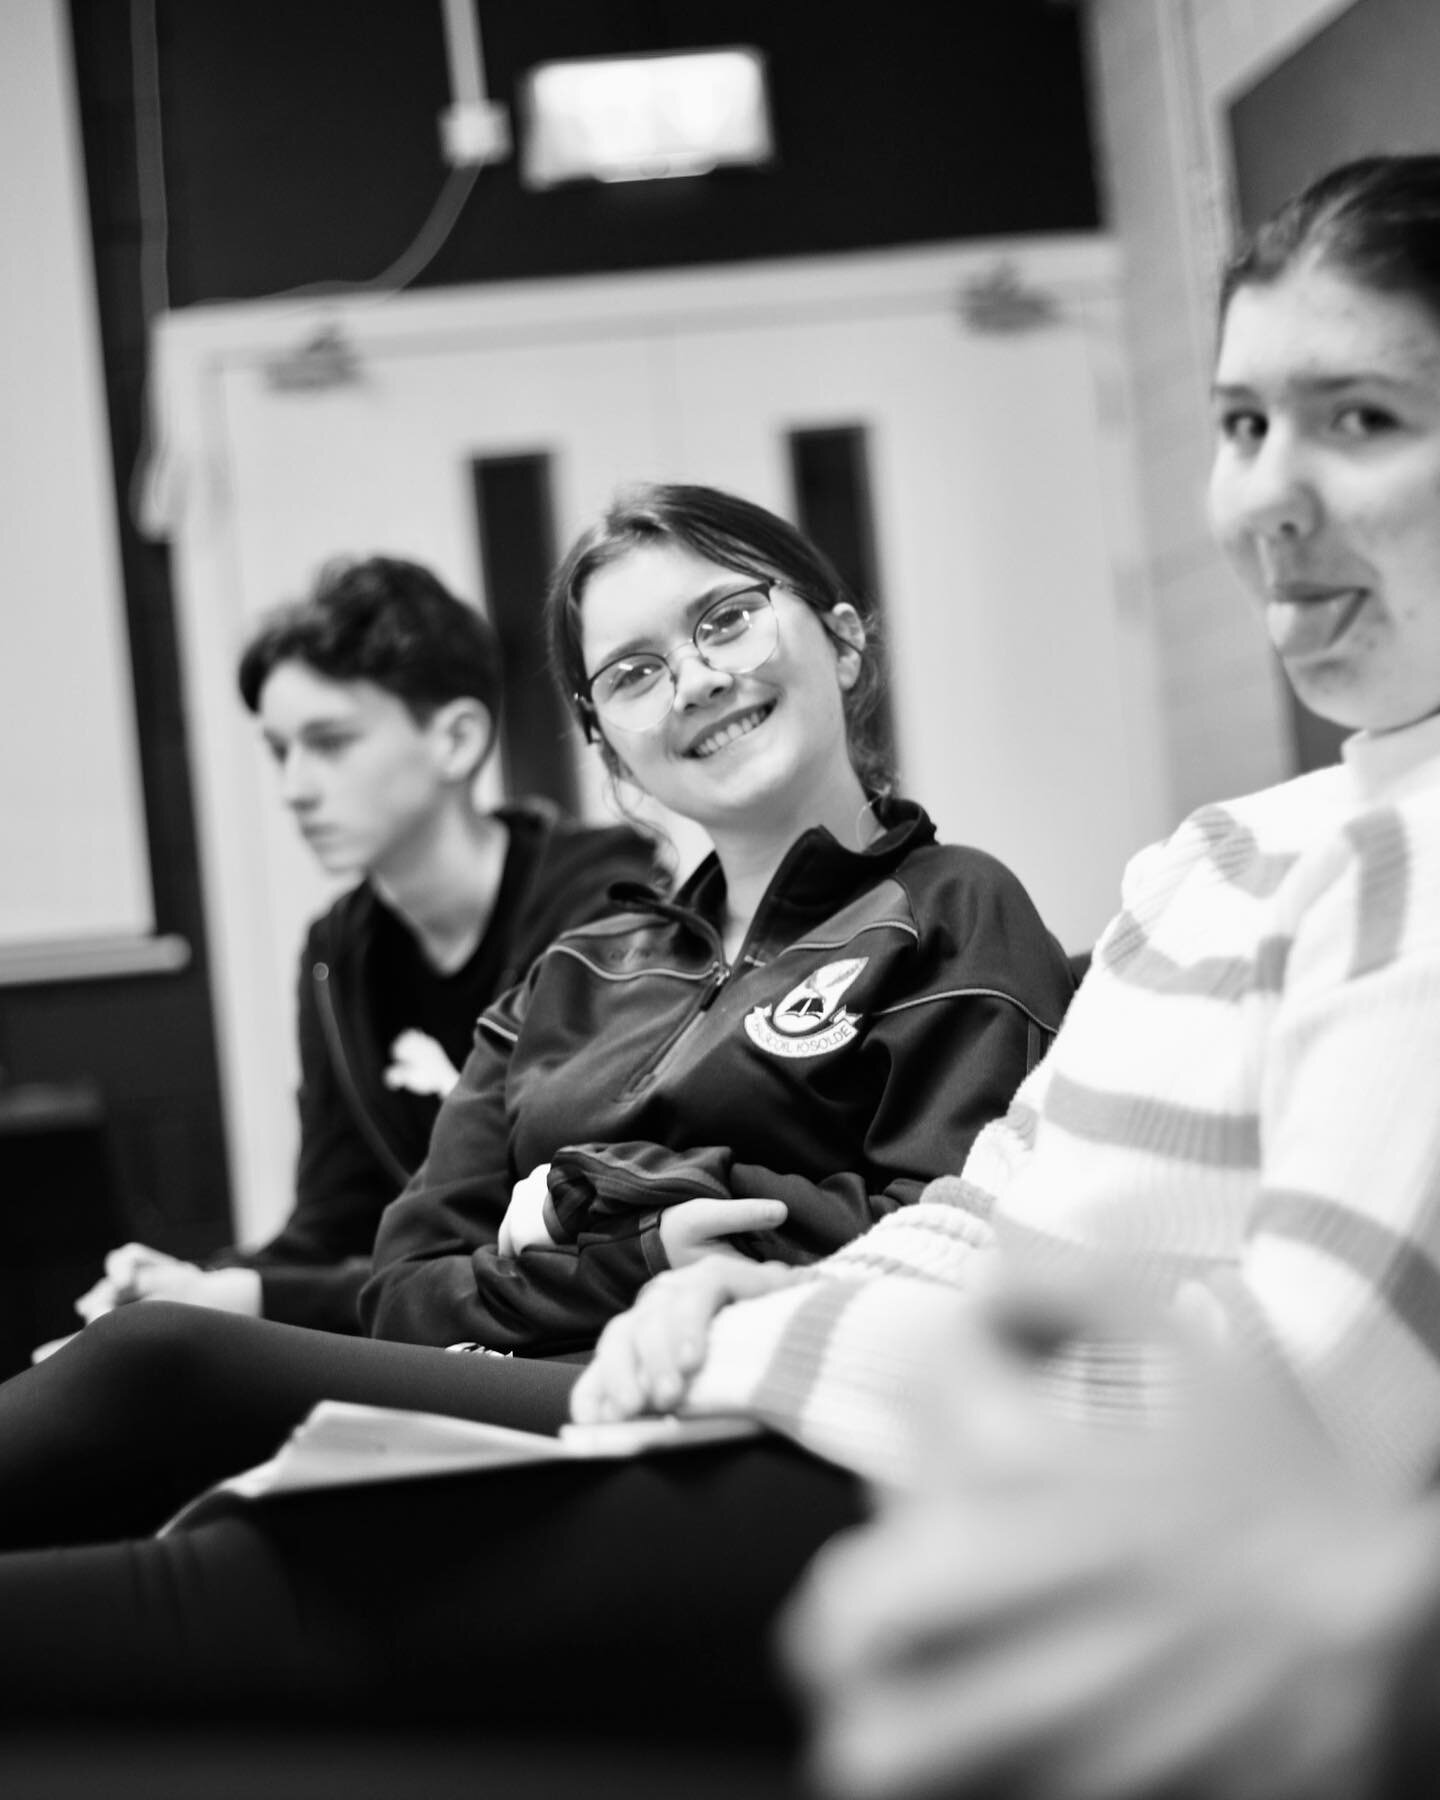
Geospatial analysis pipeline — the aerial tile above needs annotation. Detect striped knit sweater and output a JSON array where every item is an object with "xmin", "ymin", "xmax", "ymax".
[{"xmin": 685, "ymin": 711, "xmax": 1440, "ymax": 1493}]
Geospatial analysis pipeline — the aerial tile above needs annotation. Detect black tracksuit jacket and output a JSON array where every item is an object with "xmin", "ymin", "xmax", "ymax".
[{"xmin": 361, "ymin": 800, "xmax": 1075, "ymax": 1355}]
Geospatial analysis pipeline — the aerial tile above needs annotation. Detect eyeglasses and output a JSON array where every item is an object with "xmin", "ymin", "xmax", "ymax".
[{"xmin": 578, "ymin": 583, "xmax": 780, "ymax": 734}]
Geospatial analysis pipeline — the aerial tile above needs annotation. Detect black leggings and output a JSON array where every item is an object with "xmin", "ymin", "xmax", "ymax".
[
  {"xmin": 0, "ymin": 1303, "xmax": 580, "ymax": 1546},
  {"xmin": 0, "ymin": 1305, "xmax": 865, "ymax": 1740}
]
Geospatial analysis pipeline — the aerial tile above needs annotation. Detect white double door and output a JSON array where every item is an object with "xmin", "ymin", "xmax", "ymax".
[{"xmin": 164, "ymin": 237, "xmax": 1165, "ymax": 1240}]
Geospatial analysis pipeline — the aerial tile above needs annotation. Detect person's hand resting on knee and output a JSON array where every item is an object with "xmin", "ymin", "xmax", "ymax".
[
  {"xmin": 570, "ymin": 1196, "xmax": 798, "ymax": 1424},
  {"xmin": 74, "ymin": 1242, "xmax": 262, "ymax": 1322}
]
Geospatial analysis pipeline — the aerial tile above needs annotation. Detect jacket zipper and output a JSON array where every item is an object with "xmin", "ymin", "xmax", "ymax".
[
  {"xmin": 622, "ymin": 947, "xmax": 738, "ymax": 1096},
  {"xmin": 605, "ymin": 890, "xmax": 734, "ymax": 1096},
  {"xmin": 697, "ymin": 960, "xmax": 731, "ymax": 1010}
]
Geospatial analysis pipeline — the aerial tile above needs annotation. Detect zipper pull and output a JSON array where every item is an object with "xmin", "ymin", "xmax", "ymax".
[{"xmin": 697, "ymin": 960, "xmax": 730, "ymax": 1011}]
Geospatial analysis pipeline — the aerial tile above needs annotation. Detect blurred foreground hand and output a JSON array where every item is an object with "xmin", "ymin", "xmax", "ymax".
[{"xmin": 782, "ymin": 1278, "xmax": 1440, "ymax": 1800}]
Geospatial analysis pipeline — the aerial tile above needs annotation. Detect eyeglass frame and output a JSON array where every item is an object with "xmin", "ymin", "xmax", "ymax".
[{"xmin": 574, "ymin": 579, "xmax": 784, "ymax": 739}]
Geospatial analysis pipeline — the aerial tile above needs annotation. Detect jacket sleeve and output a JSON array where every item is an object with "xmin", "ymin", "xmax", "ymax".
[
  {"xmin": 359, "ymin": 1003, "xmax": 657, "ymax": 1354},
  {"xmin": 211, "ymin": 930, "xmax": 400, "ymax": 1334},
  {"xmin": 249, "ymin": 1259, "xmax": 374, "ymax": 1333}
]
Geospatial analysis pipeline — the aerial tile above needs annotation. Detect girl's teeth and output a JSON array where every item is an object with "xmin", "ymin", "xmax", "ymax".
[{"xmin": 696, "ymin": 709, "xmax": 766, "ymax": 757}]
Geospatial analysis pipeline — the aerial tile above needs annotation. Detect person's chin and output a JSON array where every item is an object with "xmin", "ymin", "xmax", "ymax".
[
  {"xmin": 1287, "ymin": 664, "xmax": 1398, "ymax": 735},
  {"xmin": 305, "ymin": 837, "xmax": 365, "ymax": 876},
  {"xmin": 691, "ymin": 735, "xmax": 789, "ymax": 802}
]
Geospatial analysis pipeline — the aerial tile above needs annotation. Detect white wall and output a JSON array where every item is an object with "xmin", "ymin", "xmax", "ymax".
[
  {"xmin": 1081, "ymin": 0, "xmax": 1361, "ymax": 818},
  {"xmin": 0, "ymin": 0, "xmax": 167, "ymax": 978}
]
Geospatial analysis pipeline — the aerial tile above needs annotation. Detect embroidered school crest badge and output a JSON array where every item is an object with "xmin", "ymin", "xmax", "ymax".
[{"xmin": 744, "ymin": 958, "xmax": 867, "ymax": 1058}]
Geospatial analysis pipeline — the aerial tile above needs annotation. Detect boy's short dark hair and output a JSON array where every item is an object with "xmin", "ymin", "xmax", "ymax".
[{"xmin": 237, "ymin": 556, "xmax": 503, "ymax": 721}]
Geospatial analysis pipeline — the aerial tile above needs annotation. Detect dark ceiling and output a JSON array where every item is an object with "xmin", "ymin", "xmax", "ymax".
[{"xmin": 73, "ymin": 0, "xmax": 1098, "ymax": 307}]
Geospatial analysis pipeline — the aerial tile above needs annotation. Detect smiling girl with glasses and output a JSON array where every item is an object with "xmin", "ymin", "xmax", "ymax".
[{"xmin": 362, "ymin": 482, "xmax": 1073, "ymax": 1339}]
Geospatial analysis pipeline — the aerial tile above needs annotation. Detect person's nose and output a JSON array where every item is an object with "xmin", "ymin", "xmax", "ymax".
[
  {"xmin": 279, "ymin": 746, "xmax": 319, "ymax": 808},
  {"xmin": 1235, "ymin": 428, "xmax": 1322, "ymax": 546},
  {"xmin": 670, "ymin": 642, "xmax": 735, "ymax": 711}
]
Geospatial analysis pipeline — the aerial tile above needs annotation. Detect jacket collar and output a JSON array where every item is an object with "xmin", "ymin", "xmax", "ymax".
[{"xmin": 668, "ymin": 795, "xmax": 934, "ymax": 950}]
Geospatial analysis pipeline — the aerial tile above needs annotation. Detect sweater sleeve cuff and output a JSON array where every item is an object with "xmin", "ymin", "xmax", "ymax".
[{"xmin": 683, "ymin": 1277, "xmax": 970, "ymax": 1488}]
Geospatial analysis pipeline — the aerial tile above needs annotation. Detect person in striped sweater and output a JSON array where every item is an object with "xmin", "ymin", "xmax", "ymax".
[{"xmin": 722, "ymin": 154, "xmax": 1440, "ymax": 1798}]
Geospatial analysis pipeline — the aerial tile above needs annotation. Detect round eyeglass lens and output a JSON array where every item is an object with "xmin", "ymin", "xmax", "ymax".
[
  {"xmin": 694, "ymin": 587, "xmax": 777, "ymax": 669},
  {"xmin": 590, "ymin": 655, "xmax": 672, "ymax": 729}
]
